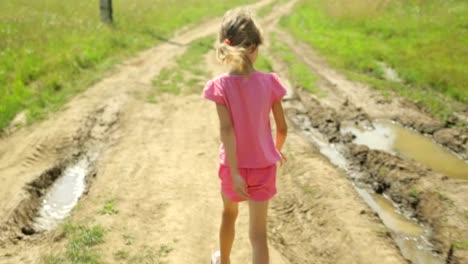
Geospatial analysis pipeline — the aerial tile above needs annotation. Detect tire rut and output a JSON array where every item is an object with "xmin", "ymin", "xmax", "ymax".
[{"xmin": 266, "ymin": 30, "xmax": 468, "ymax": 263}]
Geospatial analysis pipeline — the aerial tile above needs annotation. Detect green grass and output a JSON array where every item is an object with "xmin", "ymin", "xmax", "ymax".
[
  {"xmin": 114, "ymin": 249, "xmax": 130, "ymax": 261},
  {"xmin": 150, "ymin": 36, "xmax": 215, "ymax": 100},
  {"xmin": 409, "ymin": 187, "xmax": 420, "ymax": 199},
  {"xmin": 303, "ymin": 185, "xmax": 316, "ymax": 195},
  {"xmin": 98, "ymin": 199, "xmax": 119, "ymax": 215},
  {"xmin": 64, "ymin": 223, "xmax": 105, "ymax": 264},
  {"xmin": 270, "ymin": 32, "xmax": 318, "ymax": 94},
  {"xmin": 0, "ymin": 0, "xmax": 255, "ymax": 130},
  {"xmin": 257, "ymin": 2, "xmax": 275, "ymax": 18},
  {"xmin": 280, "ymin": 0, "xmax": 467, "ymax": 121},
  {"xmin": 256, "ymin": 53, "xmax": 274, "ymax": 72},
  {"xmin": 41, "ymin": 223, "xmax": 105, "ymax": 264},
  {"xmin": 453, "ymin": 241, "xmax": 468, "ymax": 249},
  {"xmin": 437, "ymin": 191, "xmax": 454, "ymax": 206},
  {"xmin": 257, "ymin": 0, "xmax": 290, "ymax": 17},
  {"xmin": 123, "ymin": 234, "xmax": 135, "ymax": 246},
  {"xmin": 42, "ymin": 255, "xmax": 65, "ymax": 264},
  {"xmin": 378, "ymin": 166, "xmax": 389, "ymax": 176},
  {"xmin": 125, "ymin": 245, "xmax": 173, "ymax": 264},
  {"xmin": 113, "ymin": 245, "xmax": 173, "ymax": 264}
]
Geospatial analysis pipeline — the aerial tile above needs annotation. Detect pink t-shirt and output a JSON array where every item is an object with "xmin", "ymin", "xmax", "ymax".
[{"xmin": 202, "ymin": 71, "xmax": 287, "ymax": 168}]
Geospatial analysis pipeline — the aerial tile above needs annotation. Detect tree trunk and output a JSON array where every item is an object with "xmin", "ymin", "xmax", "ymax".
[{"xmin": 100, "ymin": 0, "xmax": 113, "ymax": 24}]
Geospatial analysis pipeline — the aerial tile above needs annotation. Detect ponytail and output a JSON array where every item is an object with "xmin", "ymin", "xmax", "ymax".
[
  {"xmin": 217, "ymin": 42, "xmax": 252, "ymax": 73},
  {"xmin": 216, "ymin": 8, "xmax": 262, "ymax": 73}
]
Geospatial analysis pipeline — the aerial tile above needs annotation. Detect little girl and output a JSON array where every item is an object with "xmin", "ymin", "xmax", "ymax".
[{"xmin": 202, "ymin": 8, "xmax": 288, "ymax": 264}]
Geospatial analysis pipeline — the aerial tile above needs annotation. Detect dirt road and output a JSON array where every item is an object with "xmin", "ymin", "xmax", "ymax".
[{"xmin": 0, "ymin": 0, "xmax": 466, "ymax": 263}]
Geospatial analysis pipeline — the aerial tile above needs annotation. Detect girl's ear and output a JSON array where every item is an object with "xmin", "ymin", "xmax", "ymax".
[{"xmin": 248, "ymin": 45, "xmax": 258, "ymax": 54}]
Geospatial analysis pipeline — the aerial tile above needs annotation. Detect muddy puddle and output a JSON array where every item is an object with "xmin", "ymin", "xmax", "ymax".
[
  {"xmin": 293, "ymin": 114, "xmax": 348, "ymax": 170},
  {"xmin": 341, "ymin": 120, "xmax": 468, "ymax": 180},
  {"xmin": 32, "ymin": 155, "xmax": 95, "ymax": 231},
  {"xmin": 288, "ymin": 110, "xmax": 444, "ymax": 264},
  {"xmin": 355, "ymin": 188, "xmax": 444, "ymax": 264}
]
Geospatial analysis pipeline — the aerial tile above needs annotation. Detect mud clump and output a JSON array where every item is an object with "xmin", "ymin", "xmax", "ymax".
[
  {"xmin": 295, "ymin": 88, "xmax": 346, "ymax": 143},
  {"xmin": 348, "ymin": 144, "xmax": 422, "ymax": 210},
  {"xmin": 295, "ymin": 88, "xmax": 373, "ymax": 144},
  {"xmin": 433, "ymin": 128, "xmax": 468, "ymax": 160},
  {"xmin": 396, "ymin": 115, "xmax": 444, "ymax": 135},
  {"xmin": 339, "ymin": 98, "xmax": 373, "ymax": 128}
]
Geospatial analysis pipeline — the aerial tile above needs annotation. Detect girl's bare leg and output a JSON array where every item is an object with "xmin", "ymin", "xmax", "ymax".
[
  {"xmin": 248, "ymin": 200, "xmax": 269, "ymax": 264},
  {"xmin": 220, "ymin": 192, "xmax": 239, "ymax": 264}
]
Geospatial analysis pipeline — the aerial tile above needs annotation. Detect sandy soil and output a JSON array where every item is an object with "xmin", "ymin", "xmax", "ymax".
[
  {"xmin": 0, "ymin": 0, "xmax": 465, "ymax": 264},
  {"xmin": 266, "ymin": 27, "xmax": 468, "ymax": 263}
]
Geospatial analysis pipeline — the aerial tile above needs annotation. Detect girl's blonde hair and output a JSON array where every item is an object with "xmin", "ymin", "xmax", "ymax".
[{"xmin": 216, "ymin": 8, "xmax": 263, "ymax": 73}]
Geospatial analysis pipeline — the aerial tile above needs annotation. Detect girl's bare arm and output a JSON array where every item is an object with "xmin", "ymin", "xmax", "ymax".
[
  {"xmin": 216, "ymin": 103, "xmax": 238, "ymax": 171},
  {"xmin": 216, "ymin": 103, "xmax": 249, "ymax": 199},
  {"xmin": 272, "ymin": 101, "xmax": 287, "ymax": 152}
]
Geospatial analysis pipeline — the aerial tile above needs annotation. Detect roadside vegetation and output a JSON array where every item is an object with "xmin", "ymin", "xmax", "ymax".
[
  {"xmin": 97, "ymin": 199, "xmax": 119, "ymax": 215},
  {"xmin": 41, "ymin": 223, "xmax": 105, "ymax": 264},
  {"xmin": 41, "ymin": 198, "xmax": 173, "ymax": 264},
  {"xmin": 256, "ymin": 1, "xmax": 275, "ymax": 18},
  {"xmin": 0, "ymin": 0, "xmax": 255, "ymax": 130},
  {"xmin": 112, "ymin": 244, "xmax": 173, "ymax": 264},
  {"xmin": 41, "ymin": 222, "xmax": 172, "ymax": 264},
  {"xmin": 149, "ymin": 36, "xmax": 215, "ymax": 100},
  {"xmin": 280, "ymin": 0, "xmax": 467, "ymax": 121},
  {"xmin": 270, "ymin": 33, "xmax": 319, "ymax": 94},
  {"xmin": 256, "ymin": 53, "xmax": 274, "ymax": 73},
  {"xmin": 257, "ymin": 0, "xmax": 290, "ymax": 17}
]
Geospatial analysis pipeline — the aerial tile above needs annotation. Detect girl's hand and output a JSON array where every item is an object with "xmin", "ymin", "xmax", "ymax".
[
  {"xmin": 279, "ymin": 151, "xmax": 287, "ymax": 166},
  {"xmin": 232, "ymin": 172, "xmax": 249, "ymax": 200}
]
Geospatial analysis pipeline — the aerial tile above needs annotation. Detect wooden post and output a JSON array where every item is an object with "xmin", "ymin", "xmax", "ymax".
[{"xmin": 100, "ymin": 0, "xmax": 113, "ymax": 24}]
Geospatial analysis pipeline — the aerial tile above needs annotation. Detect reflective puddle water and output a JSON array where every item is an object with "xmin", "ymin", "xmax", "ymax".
[
  {"xmin": 355, "ymin": 188, "xmax": 443, "ymax": 264},
  {"xmin": 33, "ymin": 157, "xmax": 93, "ymax": 231},
  {"xmin": 288, "ymin": 111, "xmax": 348, "ymax": 170},
  {"xmin": 341, "ymin": 120, "xmax": 468, "ymax": 180}
]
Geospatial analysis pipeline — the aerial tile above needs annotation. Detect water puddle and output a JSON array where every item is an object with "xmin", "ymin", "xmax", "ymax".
[
  {"xmin": 33, "ymin": 156, "xmax": 94, "ymax": 231},
  {"xmin": 341, "ymin": 120, "xmax": 468, "ymax": 180},
  {"xmin": 378, "ymin": 62, "xmax": 403, "ymax": 83},
  {"xmin": 289, "ymin": 111, "xmax": 443, "ymax": 264},
  {"xmin": 355, "ymin": 188, "xmax": 443, "ymax": 264},
  {"xmin": 287, "ymin": 110, "xmax": 348, "ymax": 170}
]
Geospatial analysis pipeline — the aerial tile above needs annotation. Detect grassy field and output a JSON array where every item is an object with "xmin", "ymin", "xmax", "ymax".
[
  {"xmin": 269, "ymin": 33, "xmax": 318, "ymax": 94},
  {"xmin": 0, "ymin": 0, "xmax": 255, "ymax": 131},
  {"xmin": 280, "ymin": 0, "xmax": 467, "ymax": 121}
]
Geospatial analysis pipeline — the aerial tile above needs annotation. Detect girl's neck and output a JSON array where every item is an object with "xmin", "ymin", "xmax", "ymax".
[{"xmin": 229, "ymin": 66, "xmax": 257, "ymax": 76}]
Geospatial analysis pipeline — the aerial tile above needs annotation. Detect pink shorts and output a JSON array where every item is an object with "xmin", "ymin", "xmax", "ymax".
[{"xmin": 218, "ymin": 164, "xmax": 277, "ymax": 202}]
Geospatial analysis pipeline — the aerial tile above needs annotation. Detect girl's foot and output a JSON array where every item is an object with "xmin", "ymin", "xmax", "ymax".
[{"xmin": 211, "ymin": 250, "xmax": 220, "ymax": 264}]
